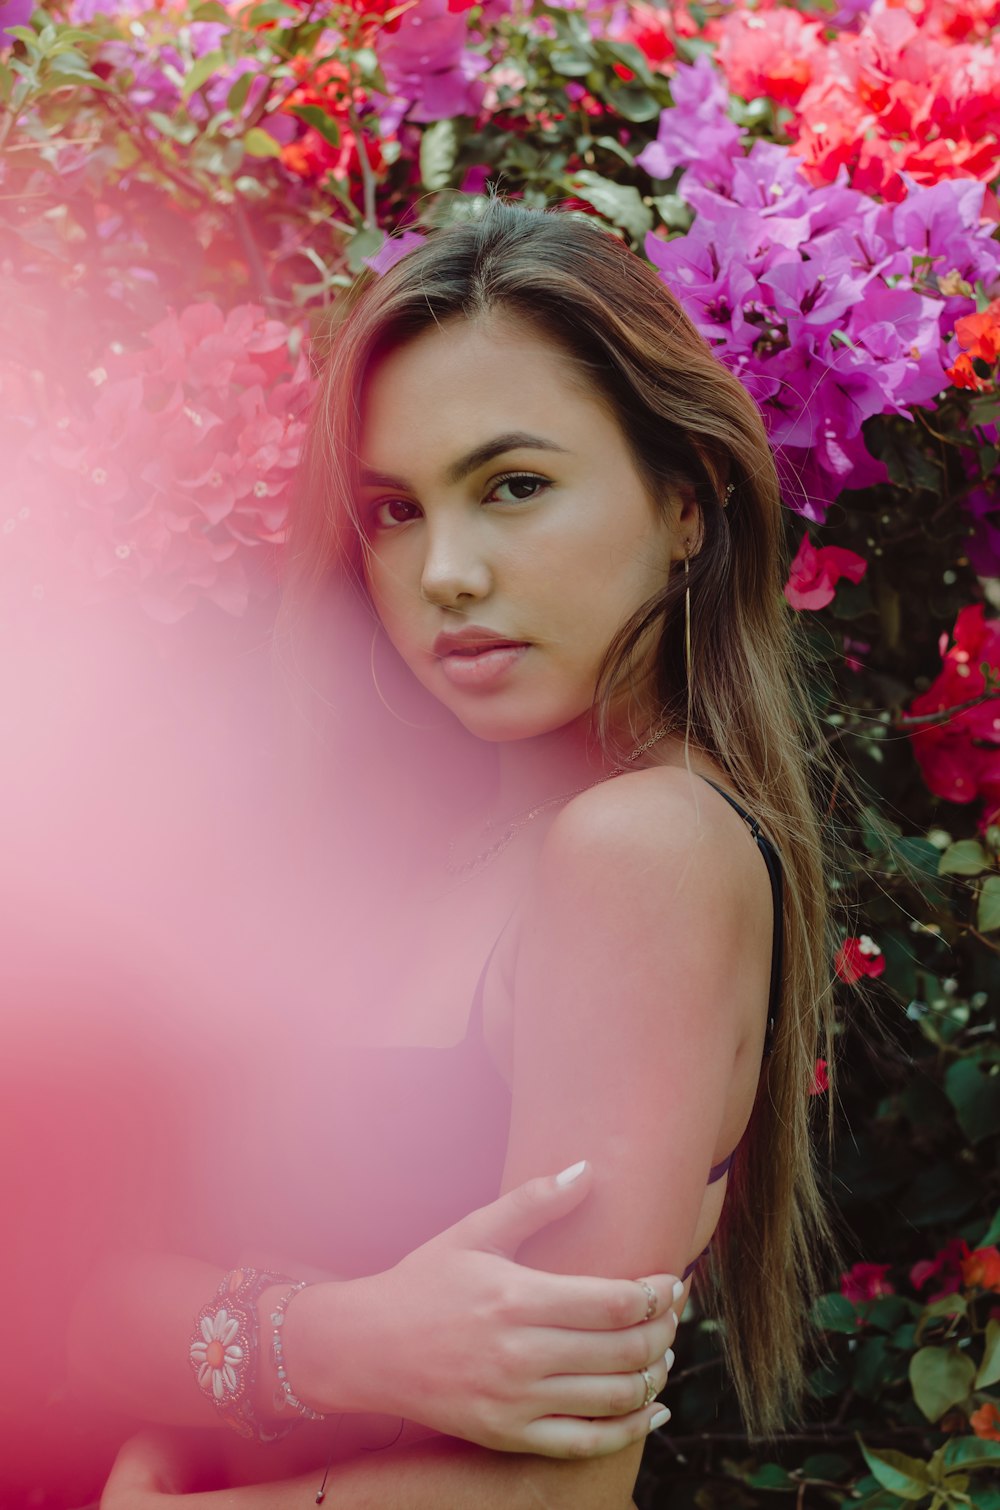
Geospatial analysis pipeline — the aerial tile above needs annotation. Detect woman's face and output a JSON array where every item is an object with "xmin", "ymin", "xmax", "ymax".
[{"xmin": 357, "ymin": 313, "xmax": 689, "ymax": 744}]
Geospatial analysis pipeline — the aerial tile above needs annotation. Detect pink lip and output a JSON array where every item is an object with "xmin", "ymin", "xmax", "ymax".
[
  {"xmin": 433, "ymin": 626, "xmax": 529, "ymax": 657},
  {"xmin": 437, "ymin": 643, "xmax": 530, "ymax": 689}
]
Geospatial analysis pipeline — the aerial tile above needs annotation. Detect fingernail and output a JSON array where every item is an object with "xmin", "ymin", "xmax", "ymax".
[
  {"xmin": 671, "ymin": 1279, "xmax": 685, "ymax": 1303},
  {"xmin": 555, "ymin": 1160, "xmax": 587, "ymax": 1186},
  {"xmin": 664, "ymin": 1348, "xmax": 674, "ymax": 1370},
  {"xmin": 669, "ymin": 1309, "xmax": 678, "ymax": 1328},
  {"xmin": 649, "ymin": 1407, "xmax": 671, "ymax": 1430}
]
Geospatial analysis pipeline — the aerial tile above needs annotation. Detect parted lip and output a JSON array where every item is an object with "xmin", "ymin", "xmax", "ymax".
[{"xmin": 433, "ymin": 626, "xmax": 530, "ymax": 657}]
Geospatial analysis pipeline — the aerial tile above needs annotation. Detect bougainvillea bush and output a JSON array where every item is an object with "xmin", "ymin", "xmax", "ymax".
[{"xmin": 3, "ymin": 0, "xmax": 1000, "ymax": 1505}]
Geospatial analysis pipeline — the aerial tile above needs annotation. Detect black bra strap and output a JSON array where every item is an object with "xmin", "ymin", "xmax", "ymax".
[
  {"xmin": 468, "ymin": 780, "xmax": 785, "ymax": 1058},
  {"xmin": 699, "ymin": 777, "xmax": 784, "ymax": 1056}
]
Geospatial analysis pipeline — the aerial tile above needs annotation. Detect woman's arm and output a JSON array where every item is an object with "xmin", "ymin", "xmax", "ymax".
[
  {"xmin": 68, "ymin": 1176, "xmax": 680, "ymax": 1448},
  {"xmin": 103, "ymin": 770, "xmax": 766, "ymax": 1509},
  {"xmin": 102, "ymin": 1426, "xmax": 647, "ymax": 1510}
]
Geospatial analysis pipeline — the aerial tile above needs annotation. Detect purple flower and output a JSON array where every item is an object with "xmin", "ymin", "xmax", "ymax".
[
  {"xmin": 363, "ymin": 229, "xmax": 428, "ymax": 277},
  {"xmin": 642, "ymin": 56, "xmax": 1000, "ymax": 519},
  {"xmin": 375, "ymin": 0, "xmax": 490, "ymax": 124},
  {"xmin": 635, "ymin": 55, "xmax": 742, "ymax": 191},
  {"xmin": 0, "ymin": 0, "xmax": 33, "ymax": 48}
]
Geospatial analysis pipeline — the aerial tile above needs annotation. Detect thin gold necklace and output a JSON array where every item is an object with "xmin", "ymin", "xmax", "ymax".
[{"xmin": 445, "ymin": 724, "xmax": 672, "ymax": 879}]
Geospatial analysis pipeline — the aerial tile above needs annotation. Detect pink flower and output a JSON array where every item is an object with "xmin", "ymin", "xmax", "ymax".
[
  {"xmin": 840, "ymin": 1262, "xmax": 894, "ymax": 1303},
  {"xmin": 834, "ymin": 935, "xmax": 886, "ymax": 985},
  {"xmin": 784, "ymin": 533, "xmax": 868, "ymax": 611}
]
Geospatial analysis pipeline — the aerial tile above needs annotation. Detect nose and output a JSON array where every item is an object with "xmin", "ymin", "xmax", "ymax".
[{"xmin": 419, "ymin": 520, "xmax": 492, "ymax": 609}]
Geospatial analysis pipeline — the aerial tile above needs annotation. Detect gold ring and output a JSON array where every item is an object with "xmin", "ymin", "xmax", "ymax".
[
  {"xmin": 635, "ymin": 1278, "xmax": 657, "ymax": 1322},
  {"xmin": 639, "ymin": 1369, "xmax": 658, "ymax": 1408}
]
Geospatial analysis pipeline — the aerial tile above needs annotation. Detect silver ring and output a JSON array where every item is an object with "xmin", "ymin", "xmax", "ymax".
[
  {"xmin": 635, "ymin": 1278, "xmax": 657, "ymax": 1322},
  {"xmin": 639, "ymin": 1369, "xmax": 658, "ymax": 1408}
]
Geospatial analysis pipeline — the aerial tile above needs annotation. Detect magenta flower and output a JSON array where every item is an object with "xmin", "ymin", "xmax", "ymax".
[
  {"xmin": 840, "ymin": 1263, "xmax": 894, "ymax": 1304},
  {"xmin": 911, "ymin": 1240, "xmax": 969, "ymax": 1302}
]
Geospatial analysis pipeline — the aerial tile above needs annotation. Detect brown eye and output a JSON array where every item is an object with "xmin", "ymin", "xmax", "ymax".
[
  {"xmin": 489, "ymin": 474, "xmax": 549, "ymax": 504},
  {"xmin": 368, "ymin": 497, "xmax": 420, "ymax": 532}
]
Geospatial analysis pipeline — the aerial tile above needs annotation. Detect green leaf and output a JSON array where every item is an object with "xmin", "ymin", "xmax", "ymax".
[
  {"xmin": 243, "ymin": 127, "xmax": 283, "ymax": 158},
  {"xmin": 745, "ymin": 1463, "xmax": 794, "ymax": 1489},
  {"xmin": 548, "ymin": 47, "xmax": 595, "ymax": 77},
  {"xmin": 247, "ymin": 0, "xmax": 301, "ymax": 21},
  {"xmin": 977, "ymin": 1318, "xmax": 1000, "ymax": 1388},
  {"xmin": 943, "ymin": 1437, "xmax": 1000, "ymax": 1473},
  {"xmin": 944, "ymin": 1051, "xmax": 1000, "ymax": 1143},
  {"xmin": 2, "ymin": 26, "xmax": 39, "ymax": 49},
  {"xmin": 567, "ymin": 170, "xmax": 652, "ymax": 240},
  {"xmin": 227, "ymin": 70, "xmax": 254, "ymax": 115},
  {"xmin": 192, "ymin": 1, "xmax": 233, "ymax": 19},
  {"xmin": 288, "ymin": 103, "xmax": 341, "ymax": 149},
  {"xmin": 978, "ymin": 875, "xmax": 1000, "ymax": 932},
  {"xmin": 181, "ymin": 50, "xmax": 226, "ymax": 100},
  {"xmin": 346, "ymin": 226, "xmax": 385, "ymax": 274},
  {"xmin": 860, "ymin": 1442, "xmax": 934, "ymax": 1501},
  {"xmin": 811, "ymin": 1291, "xmax": 857, "ymax": 1333},
  {"xmin": 47, "ymin": 54, "xmax": 104, "ymax": 86},
  {"xmin": 909, "ymin": 1346, "xmax": 976, "ymax": 1422},
  {"xmin": 938, "ymin": 840, "xmax": 989, "ymax": 876},
  {"xmin": 801, "ymin": 1453, "xmax": 851, "ymax": 1481},
  {"xmin": 980, "ymin": 1207, "xmax": 1000, "ymax": 1247},
  {"xmin": 605, "ymin": 84, "xmax": 662, "ymax": 123},
  {"xmin": 419, "ymin": 117, "xmax": 458, "ymax": 192},
  {"xmin": 594, "ymin": 38, "xmax": 656, "ymax": 87}
]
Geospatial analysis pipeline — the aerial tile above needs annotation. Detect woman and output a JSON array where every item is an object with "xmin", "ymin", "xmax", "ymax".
[{"xmin": 93, "ymin": 191, "xmax": 838, "ymax": 1509}]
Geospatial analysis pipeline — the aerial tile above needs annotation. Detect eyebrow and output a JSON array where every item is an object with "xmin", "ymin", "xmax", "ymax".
[{"xmin": 358, "ymin": 432, "xmax": 571, "ymax": 491}]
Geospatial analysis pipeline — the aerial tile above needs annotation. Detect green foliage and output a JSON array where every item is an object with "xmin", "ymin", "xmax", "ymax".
[{"xmin": 2, "ymin": 3, "xmax": 1000, "ymax": 1508}]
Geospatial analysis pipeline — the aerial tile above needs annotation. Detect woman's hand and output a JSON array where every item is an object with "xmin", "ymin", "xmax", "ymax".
[{"xmin": 284, "ymin": 1161, "xmax": 681, "ymax": 1458}]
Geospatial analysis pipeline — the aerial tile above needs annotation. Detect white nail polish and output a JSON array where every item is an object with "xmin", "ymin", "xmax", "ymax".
[
  {"xmin": 649, "ymin": 1407, "xmax": 671, "ymax": 1430},
  {"xmin": 664, "ymin": 1348, "xmax": 674, "ymax": 1370},
  {"xmin": 669, "ymin": 1309, "xmax": 678, "ymax": 1328},
  {"xmin": 671, "ymin": 1279, "xmax": 685, "ymax": 1302},
  {"xmin": 555, "ymin": 1160, "xmax": 587, "ymax": 1186}
]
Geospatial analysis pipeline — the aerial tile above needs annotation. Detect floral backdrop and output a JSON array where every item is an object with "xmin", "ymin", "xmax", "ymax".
[{"xmin": 3, "ymin": 0, "xmax": 1000, "ymax": 1506}]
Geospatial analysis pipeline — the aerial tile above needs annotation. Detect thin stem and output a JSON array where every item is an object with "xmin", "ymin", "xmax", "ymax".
[
  {"xmin": 346, "ymin": 102, "xmax": 377, "ymax": 229},
  {"xmin": 896, "ymin": 690, "xmax": 1000, "ymax": 730}
]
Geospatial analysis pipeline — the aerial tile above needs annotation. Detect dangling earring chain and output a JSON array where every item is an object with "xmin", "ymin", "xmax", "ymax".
[
  {"xmin": 369, "ymin": 622, "xmax": 441, "ymax": 731},
  {"xmin": 683, "ymin": 544, "xmax": 693, "ymax": 772}
]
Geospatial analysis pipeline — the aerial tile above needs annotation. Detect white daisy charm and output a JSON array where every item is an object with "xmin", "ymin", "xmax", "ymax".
[{"xmin": 190, "ymin": 1307, "xmax": 245, "ymax": 1401}]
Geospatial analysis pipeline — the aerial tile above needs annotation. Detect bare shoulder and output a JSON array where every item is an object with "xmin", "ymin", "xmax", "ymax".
[{"xmin": 535, "ymin": 763, "xmax": 765, "ymax": 908}]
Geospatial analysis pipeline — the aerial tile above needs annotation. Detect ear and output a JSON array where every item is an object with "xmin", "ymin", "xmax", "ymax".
[{"xmin": 670, "ymin": 485, "xmax": 704, "ymax": 562}]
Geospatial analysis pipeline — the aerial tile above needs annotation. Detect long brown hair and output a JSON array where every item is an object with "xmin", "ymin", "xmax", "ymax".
[{"xmin": 278, "ymin": 190, "xmax": 851, "ymax": 1436}]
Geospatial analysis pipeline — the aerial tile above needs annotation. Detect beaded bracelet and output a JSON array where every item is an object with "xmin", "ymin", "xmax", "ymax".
[
  {"xmin": 189, "ymin": 1266, "xmax": 312, "ymax": 1443},
  {"xmin": 269, "ymin": 1280, "xmax": 326, "ymax": 1422}
]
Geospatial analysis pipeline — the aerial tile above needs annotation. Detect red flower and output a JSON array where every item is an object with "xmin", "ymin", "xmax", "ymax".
[
  {"xmin": 716, "ymin": 7, "xmax": 826, "ymax": 110},
  {"xmin": 947, "ymin": 297, "xmax": 1000, "ymax": 392},
  {"xmin": 612, "ymin": 1, "xmax": 689, "ymax": 73},
  {"xmin": 841, "ymin": 1262, "xmax": 894, "ymax": 1303},
  {"xmin": 971, "ymin": 1402, "xmax": 1000, "ymax": 1442},
  {"xmin": 906, "ymin": 604, "xmax": 1000, "ymax": 811},
  {"xmin": 809, "ymin": 1059, "xmax": 829, "ymax": 1095},
  {"xmin": 961, "ymin": 1245, "xmax": 1000, "ymax": 1292},
  {"xmin": 784, "ymin": 534, "xmax": 868, "ymax": 611},
  {"xmin": 834, "ymin": 936, "xmax": 885, "ymax": 985},
  {"xmin": 911, "ymin": 1238, "xmax": 969, "ymax": 1300}
]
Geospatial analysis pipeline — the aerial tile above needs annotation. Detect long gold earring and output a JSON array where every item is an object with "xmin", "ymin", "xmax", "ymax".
[
  {"xmin": 683, "ymin": 548, "xmax": 692, "ymax": 688},
  {"xmin": 683, "ymin": 545, "xmax": 693, "ymax": 769},
  {"xmin": 369, "ymin": 622, "xmax": 443, "ymax": 731}
]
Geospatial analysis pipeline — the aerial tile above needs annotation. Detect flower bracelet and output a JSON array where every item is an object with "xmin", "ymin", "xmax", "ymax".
[{"xmin": 189, "ymin": 1266, "xmax": 325, "ymax": 1442}]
